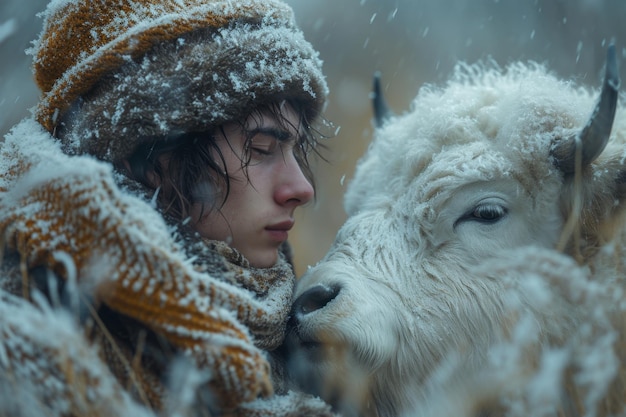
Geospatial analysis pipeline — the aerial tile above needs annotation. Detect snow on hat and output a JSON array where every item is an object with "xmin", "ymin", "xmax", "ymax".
[{"xmin": 30, "ymin": 0, "xmax": 328, "ymax": 161}]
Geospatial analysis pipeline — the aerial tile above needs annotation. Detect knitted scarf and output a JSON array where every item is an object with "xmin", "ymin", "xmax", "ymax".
[{"xmin": 0, "ymin": 119, "xmax": 333, "ymax": 417}]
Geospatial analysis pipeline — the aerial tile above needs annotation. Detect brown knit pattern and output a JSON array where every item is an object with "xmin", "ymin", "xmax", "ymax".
[
  {"xmin": 0, "ymin": 290, "xmax": 157, "ymax": 417},
  {"xmin": 0, "ymin": 121, "xmax": 298, "ymax": 412},
  {"xmin": 31, "ymin": 0, "xmax": 295, "ymax": 132}
]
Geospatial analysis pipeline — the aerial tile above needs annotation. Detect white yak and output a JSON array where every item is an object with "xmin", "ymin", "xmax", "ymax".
[{"xmin": 285, "ymin": 45, "xmax": 626, "ymax": 417}]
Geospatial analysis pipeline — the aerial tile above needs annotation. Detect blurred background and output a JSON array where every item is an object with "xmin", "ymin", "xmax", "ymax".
[{"xmin": 1, "ymin": 0, "xmax": 625, "ymax": 276}]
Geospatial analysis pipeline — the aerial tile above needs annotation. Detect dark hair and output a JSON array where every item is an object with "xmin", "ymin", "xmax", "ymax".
[{"xmin": 125, "ymin": 100, "xmax": 327, "ymax": 222}]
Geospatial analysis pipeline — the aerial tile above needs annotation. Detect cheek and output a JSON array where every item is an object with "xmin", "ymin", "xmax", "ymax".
[
  {"xmin": 523, "ymin": 205, "xmax": 563, "ymax": 248},
  {"xmin": 243, "ymin": 164, "xmax": 272, "ymax": 189},
  {"xmin": 188, "ymin": 181, "xmax": 221, "ymax": 216},
  {"xmin": 189, "ymin": 204, "xmax": 228, "ymax": 241}
]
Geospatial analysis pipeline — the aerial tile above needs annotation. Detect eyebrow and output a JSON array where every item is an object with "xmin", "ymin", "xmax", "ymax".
[{"xmin": 248, "ymin": 127, "xmax": 294, "ymax": 143}]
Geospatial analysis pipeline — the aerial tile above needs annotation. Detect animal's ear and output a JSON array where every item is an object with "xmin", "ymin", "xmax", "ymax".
[
  {"xmin": 372, "ymin": 72, "xmax": 394, "ymax": 128},
  {"xmin": 558, "ymin": 155, "xmax": 626, "ymax": 259},
  {"xmin": 552, "ymin": 44, "xmax": 624, "ymax": 259}
]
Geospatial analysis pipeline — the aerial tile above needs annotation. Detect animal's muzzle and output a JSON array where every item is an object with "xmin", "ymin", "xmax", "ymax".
[
  {"xmin": 287, "ymin": 283, "xmax": 341, "ymax": 343},
  {"xmin": 286, "ymin": 283, "xmax": 342, "ymax": 374},
  {"xmin": 292, "ymin": 284, "xmax": 341, "ymax": 318}
]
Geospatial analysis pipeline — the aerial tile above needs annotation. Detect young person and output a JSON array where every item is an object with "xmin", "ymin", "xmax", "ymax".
[{"xmin": 0, "ymin": 0, "xmax": 334, "ymax": 415}]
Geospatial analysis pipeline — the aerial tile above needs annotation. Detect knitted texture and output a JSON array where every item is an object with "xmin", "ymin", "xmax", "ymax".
[
  {"xmin": 0, "ymin": 290, "xmax": 157, "ymax": 417},
  {"xmin": 0, "ymin": 118, "xmax": 327, "ymax": 415},
  {"xmin": 30, "ymin": 0, "xmax": 327, "ymax": 161}
]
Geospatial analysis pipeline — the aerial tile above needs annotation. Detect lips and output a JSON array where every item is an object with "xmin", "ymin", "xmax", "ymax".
[
  {"xmin": 265, "ymin": 219, "xmax": 294, "ymax": 241},
  {"xmin": 285, "ymin": 315, "xmax": 314, "ymax": 349},
  {"xmin": 285, "ymin": 319, "xmax": 325, "ymax": 361},
  {"xmin": 266, "ymin": 219, "xmax": 295, "ymax": 231}
]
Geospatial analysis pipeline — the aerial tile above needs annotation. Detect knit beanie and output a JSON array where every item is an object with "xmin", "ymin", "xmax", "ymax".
[{"xmin": 30, "ymin": 0, "xmax": 328, "ymax": 161}]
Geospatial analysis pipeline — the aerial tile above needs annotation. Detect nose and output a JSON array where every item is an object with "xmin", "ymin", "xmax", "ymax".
[
  {"xmin": 292, "ymin": 284, "xmax": 340, "ymax": 318},
  {"xmin": 275, "ymin": 154, "xmax": 314, "ymax": 206}
]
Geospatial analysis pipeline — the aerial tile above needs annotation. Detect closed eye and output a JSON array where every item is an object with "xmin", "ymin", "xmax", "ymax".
[
  {"xmin": 250, "ymin": 144, "xmax": 274, "ymax": 156},
  {"xmin": 247, "ymin": 128, "xmax": 291, "ymax": 159},
  {"xmin": 248, "ymin": 134, "xmax": 280, "ymax": 159}
]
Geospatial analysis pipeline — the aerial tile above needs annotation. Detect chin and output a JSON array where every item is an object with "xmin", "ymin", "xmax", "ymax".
[{"xmin": 245, "ymin": 250, "xmax": 279, "ymax": 269}]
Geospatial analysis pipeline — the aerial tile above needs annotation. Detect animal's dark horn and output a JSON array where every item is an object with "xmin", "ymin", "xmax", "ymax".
[
  {"xmin": 552, "ymin": 43, "xmax": 620, "ymax": 173},
  {"xmin": 373, "ymin": 72, "xmax": 393, "ymax": 128}
]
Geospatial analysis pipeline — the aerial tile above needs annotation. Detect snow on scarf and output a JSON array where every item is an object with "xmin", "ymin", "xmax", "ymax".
[{"xmin": 0, "ymin": 118, "xmax": 332, "ymax": 416}]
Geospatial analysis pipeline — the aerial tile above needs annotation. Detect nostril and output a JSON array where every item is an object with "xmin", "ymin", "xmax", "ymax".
[{"xmin": 293, "ymin": 284, "xmax": 340, "ymax": 317}]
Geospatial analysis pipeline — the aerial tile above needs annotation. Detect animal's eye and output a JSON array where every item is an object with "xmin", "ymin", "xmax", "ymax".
[
  {"xmin": 469, "ymin": 204, "xmax": 507, "ymax": 223},
  {"xmin": 454, "ymin": 202, "xmax": 508, "ymax": 228}
]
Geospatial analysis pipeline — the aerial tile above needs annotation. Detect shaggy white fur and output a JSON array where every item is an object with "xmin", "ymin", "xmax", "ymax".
[{"xmin": 286, "ymin": 58, "xmax": 626, "ymax": 417}]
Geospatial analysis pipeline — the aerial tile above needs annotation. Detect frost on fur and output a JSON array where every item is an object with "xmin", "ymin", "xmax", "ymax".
[{"xmin": 286, "ymin": 49, "xmax": 626, "ymax": 417}]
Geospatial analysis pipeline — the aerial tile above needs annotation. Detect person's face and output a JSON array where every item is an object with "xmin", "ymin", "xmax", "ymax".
[{"xmin": 190, "ymin": 105, "xmax": 314, "ymax": 268}]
